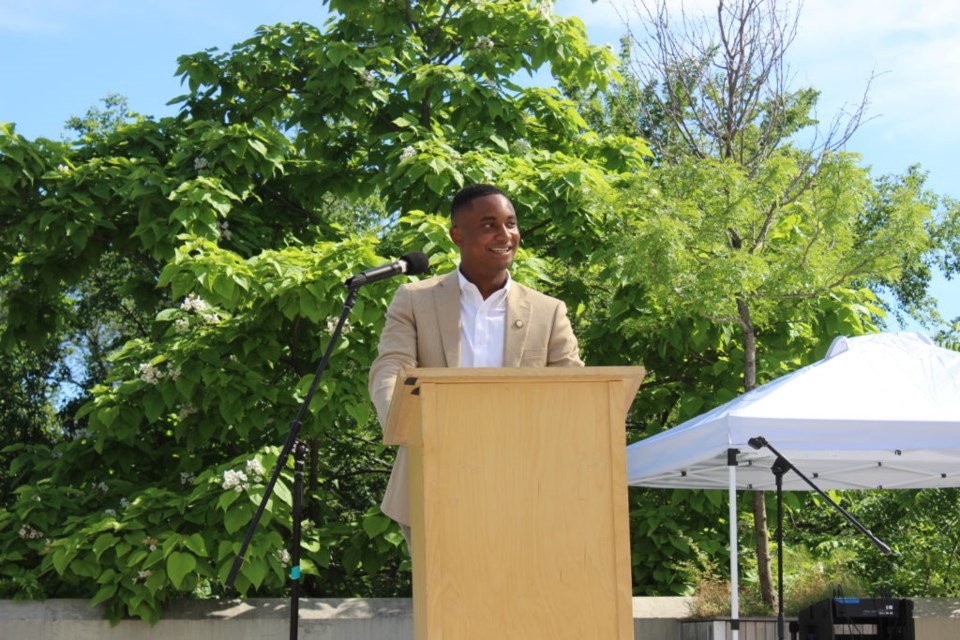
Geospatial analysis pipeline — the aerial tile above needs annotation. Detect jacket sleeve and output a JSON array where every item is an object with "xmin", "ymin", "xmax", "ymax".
[
  {"xmin": 368, "ymin": 284, "xmax": 419, "ymax": 431},
  {"xmin": 547, "ymin": 299, "xmax": 585, "ymax": 368}
]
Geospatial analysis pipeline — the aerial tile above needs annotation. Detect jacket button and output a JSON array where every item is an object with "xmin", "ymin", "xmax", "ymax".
[{"xmin": 515, "ymin": 320, "xmax": 524, "ymax": 328}]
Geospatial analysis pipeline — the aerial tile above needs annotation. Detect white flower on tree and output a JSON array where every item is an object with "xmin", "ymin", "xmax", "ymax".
[
  {"xmin": 180, "ymin": 293, "xmax": 210, "ymax": 313},
  {"xmin": 536, "ymin": 1, "xmax": 554, "ymax": 18},
  {"xmin": 222, "ymin": 469, "xmax": 249, "ymax": 493},
  {"xmin": 18, "ymin": 525, "xmax": 43, "ymax": 540},
  {"xmin": 245, "ymin": 458, "xmax": 265, "ymax": 482},
  {"xmin": 326, "ymin": 316, "xmax": 352, "ymax": 335},
  {"xmin": 475, "ymin": 36, "xmax": 494, "ymax": 50},
  {"xmin": 138, "ymin": 363, "xmax": 163, "ymax": 384}
]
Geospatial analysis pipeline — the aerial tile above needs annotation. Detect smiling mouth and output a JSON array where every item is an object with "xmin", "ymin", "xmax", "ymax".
[{"xmin": 490, "ymin": 247, "xmax": 513, "ymax": 254}]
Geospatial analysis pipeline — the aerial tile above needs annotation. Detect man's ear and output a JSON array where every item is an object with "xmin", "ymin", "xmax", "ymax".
[{"xmin": 449, "ymin": 225, "xmax": 462, "ymax": 248}]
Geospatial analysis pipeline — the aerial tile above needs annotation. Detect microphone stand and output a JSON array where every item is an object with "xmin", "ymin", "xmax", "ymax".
[
  {"xmin": 225, "ymin": 283, "xmax": 362, "ymax": 640},
  {"xmin": 747, "ymin": 436, "xmax": 892, "ymax": 640}
]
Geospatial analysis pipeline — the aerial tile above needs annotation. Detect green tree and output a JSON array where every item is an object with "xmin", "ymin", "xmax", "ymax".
[
  {"xmin": 0, "ymin": 341, "xmax": 60, "ymax": 507},
  {"xmin": 788, "ymin": 488, "xmax": 960, "ymax": 598},
  {"xmin": 0, "ymin": 0, "xmax": 649, "ymax": 622},
  {"xmin": 579, "ymin": 0, "xmax": 954, "ymax": 608}
]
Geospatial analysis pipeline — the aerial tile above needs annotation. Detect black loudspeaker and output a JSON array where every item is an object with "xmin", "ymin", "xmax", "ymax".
[{"xmin": 796, "ymin": 597, "xmax": 915, "ymax": 640}]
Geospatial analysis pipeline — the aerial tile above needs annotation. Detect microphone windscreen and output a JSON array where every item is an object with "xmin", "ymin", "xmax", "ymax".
[{"xmin": 402, "ymin": 251, "xmax": 430, "ymax": 276}]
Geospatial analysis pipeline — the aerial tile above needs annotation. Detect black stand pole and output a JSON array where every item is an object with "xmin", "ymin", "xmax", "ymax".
[
  {"xmin": 748, "ymin": 436, "xmax": 893, "ymax": 640},
  {"xmin": 225, "ymin": 285, "xmax": 362, "ymax": 640},
  {"xmin": 289, "ymin": 440, "xmax": 307, "ymax": 640},
  {"xmin": 772, "ymin": 456, "xmax": 789, "ymax": 640}
]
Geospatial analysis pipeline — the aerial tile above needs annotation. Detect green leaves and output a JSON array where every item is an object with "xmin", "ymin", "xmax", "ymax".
[
  {"xmin": 0, "ymin": 0, "xmax": 655, "ymax": 621},
  {"xmin": 361, "ymin": 512, "xmax": 392, "ymax": 539},
  {"xmin": 166, "ymin": 552, "xmax": 197, "ymax": 590},
  {"xmin": 93, "ymin": 533, "xmax": 118, "ymax": 561},
  {"xmin": 223, "ymin": 502, "xmax": 253, "ymax": 535}
]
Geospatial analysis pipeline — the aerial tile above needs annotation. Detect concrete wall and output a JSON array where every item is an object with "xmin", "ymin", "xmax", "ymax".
[
  {"xmin": 675, "ymin": 599, "xmax": 960, "ymax": 640},
  {"xmin": 1, "ymin": 597, "xmax": 957, "ymax": 639},
  {"xmin": 913, "ymin": 598, "xmax": 960, "ymax": 639},
  {"xmin": 1, "ymin": 597, "xmax": 692, "ymax": 640},
  {"xmin": 0, "ymin": 598, "xmax": 414, "ymax": 640},
  {"xmin": 0, "ymin": 598, "xmax": 413, "ymax": 640}
]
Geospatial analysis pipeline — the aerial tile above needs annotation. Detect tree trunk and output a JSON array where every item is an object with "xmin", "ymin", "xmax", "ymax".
[
  {"xmin": 752, "ymin": 488, "xmax": 776, "ymax": 609},
  {"xmin": 737, "ymin": 297, "xmax": 776, "ymax": 609}
]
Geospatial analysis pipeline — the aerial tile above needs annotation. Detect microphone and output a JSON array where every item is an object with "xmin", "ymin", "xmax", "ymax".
[{"xmin": 345, "ymin": 251, "xmax": 430, "ymax": 288}]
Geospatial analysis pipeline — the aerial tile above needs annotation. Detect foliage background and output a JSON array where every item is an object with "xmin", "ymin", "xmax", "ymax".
[{"xmin": 1, "ymin": 0, "xmax": 959, "ymax": 623}]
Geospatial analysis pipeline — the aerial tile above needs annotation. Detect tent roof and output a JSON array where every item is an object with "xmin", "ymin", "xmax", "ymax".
[{"xmin": 626, "ymin": 332, "xmax": 960, "ymax": 491}]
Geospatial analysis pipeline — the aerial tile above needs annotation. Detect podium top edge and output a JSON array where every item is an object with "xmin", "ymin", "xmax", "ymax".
[
  {"xmin": 400, "ymin": 366, "xmax": 645, "ymax": 384},
  {"xmin": 384, "ymin": 366, "xmax": 645, "ymax": 445}
]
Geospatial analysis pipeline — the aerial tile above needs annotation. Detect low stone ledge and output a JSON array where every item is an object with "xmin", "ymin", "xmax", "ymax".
[
  {"xmin": 0, "ymin": 598, "xmax": 416, "ymax": 640},
  {"xmin": 0, "ymin": 597, "xmax": 695, "ymax": 640},
  {"xmin": 0, "ymin": 597, "xmax": 413, "ymax": 621},
  {"xmin": 912, "ymin": 597, "xmax": 960, "ymax": 618},
  {"xmin": 6, "ymin": 597, "xmax": 957, "ymax": 640},
  {"xmin": 0, "ymin": 596, "xmax": 693, "ymax": 620}
]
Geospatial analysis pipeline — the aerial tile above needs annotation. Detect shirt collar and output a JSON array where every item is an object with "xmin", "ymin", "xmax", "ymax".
[{"xmin": 457, "ymin": 267, "xmax": 511, "ymax": 302}]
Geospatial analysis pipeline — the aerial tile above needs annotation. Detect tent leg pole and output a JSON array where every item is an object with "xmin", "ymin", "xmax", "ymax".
[{"xmin": 728, "ymin": 449, "xmax": 739, "ymax": 640}]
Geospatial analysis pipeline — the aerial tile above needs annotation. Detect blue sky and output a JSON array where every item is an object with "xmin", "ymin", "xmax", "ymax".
[{"xmin": 1, "ymin": 0, "xmax": 957, "ymax": 328}]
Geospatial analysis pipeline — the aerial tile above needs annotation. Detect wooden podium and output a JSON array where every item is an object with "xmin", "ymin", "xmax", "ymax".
[{"xmin": 384, "ymin": 366, "xmax": 645, "ymax": 640}]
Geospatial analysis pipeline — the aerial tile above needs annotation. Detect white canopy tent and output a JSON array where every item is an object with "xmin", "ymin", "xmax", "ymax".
[{"xmin": 625, "ymin": 332, "xmax": 960, "ymax": 635}]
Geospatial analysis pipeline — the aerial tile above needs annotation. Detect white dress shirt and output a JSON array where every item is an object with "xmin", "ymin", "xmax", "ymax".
[{"xmin": 457, "ymin": 269, "xmax": 510, "ymax": 368}]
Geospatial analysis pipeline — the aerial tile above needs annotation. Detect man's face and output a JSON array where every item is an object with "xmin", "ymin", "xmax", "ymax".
[{"xmin": 450, "ymin": 193, "xmax": 521, "ymax": 280}]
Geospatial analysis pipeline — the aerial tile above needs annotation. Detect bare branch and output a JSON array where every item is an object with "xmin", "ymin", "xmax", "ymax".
[
  {"xmin": 428, "ymin": 0, "xmax": 458, "ymax": 47},
  {"xmin": 626, "ymin": 0, "xmax": 871, "ymax": 172}
]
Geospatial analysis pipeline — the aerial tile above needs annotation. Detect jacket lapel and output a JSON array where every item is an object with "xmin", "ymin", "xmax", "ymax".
[
  {"xmin": 504, "ymin": 284, "xmax": 531, "ymax": 367},
  {"xmin": 434, "ymin": 271, "xmax": 461, "ymax": 367}
]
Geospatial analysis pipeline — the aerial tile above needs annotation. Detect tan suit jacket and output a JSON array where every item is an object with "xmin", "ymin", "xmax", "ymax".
[{"xmin": 368, "ymin": 270, "xmax": 584, "ymax": 525}]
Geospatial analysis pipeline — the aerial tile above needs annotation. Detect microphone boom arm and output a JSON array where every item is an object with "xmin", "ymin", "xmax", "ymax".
[{"xmin": 748, "ymin": 437, "xmax": 892, "ymax": 555}]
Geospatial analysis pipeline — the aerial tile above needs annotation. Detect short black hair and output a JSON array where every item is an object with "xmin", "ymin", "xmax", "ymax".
[{"xmin": 450, "ymin": 183, "xmax": 509, "ymax": 218}]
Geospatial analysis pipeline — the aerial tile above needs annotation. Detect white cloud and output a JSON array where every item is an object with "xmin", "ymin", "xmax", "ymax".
[
  {"xmin": 559, "ymin": 0, "xmax": 960, "ymax": 188},
  {"xmin": 556, "ymin": 0, "xmax": 721, "ymax": 32},
  {"xmin": 790, "ymin": 0, "xmax": 960, "ymax": 143},
  {"xmin": 798, "ymin": 0, "xmax": 960, "ymax": 44}
]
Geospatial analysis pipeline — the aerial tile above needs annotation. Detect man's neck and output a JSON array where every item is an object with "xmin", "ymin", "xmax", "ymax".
[{"xmin": 458, "ymin": 267, "xmax": 509, "ymax": 300}]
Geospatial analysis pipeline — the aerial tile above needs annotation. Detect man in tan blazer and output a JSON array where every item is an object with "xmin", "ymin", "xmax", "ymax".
[{"xmin": 369, "ymin": 184, "xmax": 583, "ymax": 532}]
